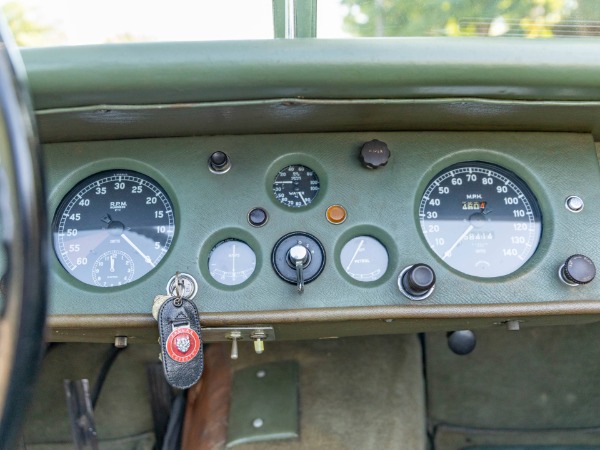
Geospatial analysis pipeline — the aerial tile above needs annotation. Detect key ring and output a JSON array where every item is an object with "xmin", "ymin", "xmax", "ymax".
[{"xmin": 173, "ymin": 272, "xmax": 183, "ymax": 307}]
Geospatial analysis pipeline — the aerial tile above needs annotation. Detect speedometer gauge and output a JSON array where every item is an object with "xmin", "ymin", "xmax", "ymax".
[
  {"xmin": 419, "ymin": 162, "xmax": 542, "ymax": 278},
  {"xmin": 52, "ymin": 170, "xmax": 175, "ymax": 287}
]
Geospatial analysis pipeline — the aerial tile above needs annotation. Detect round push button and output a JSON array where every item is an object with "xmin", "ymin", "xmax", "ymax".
[
  {"xmin": 326, "ymin": 204, "xmax": 347, "ymax": 224},
  {"xmin": 248, "ymin": 207, "xmax": 268, "ymax": 227}
]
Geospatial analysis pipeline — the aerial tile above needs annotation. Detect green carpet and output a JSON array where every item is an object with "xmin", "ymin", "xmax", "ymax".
[
  {"xmin": 21, "ymin": 343, "xmax": 160, "ymax": 449},
  {"xmin": 228, "ymin": 335, "xmax": 426, "ymax": 450},
  {"xmin": 426, "ymin": 323, "xmax": 600, "ymax": 449},
  {"xmin": 434, "ymin": 424, "xmax": 600, "ymax": 449},
  {"xmin": 22, "ymin": 336, "xmax": 425, "ymax": 450}
]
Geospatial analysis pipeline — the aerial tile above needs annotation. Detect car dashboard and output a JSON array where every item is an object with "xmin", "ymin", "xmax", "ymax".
[{"xmin": 24, "ymin": 38, "xmax": 600, "ymax": 344}]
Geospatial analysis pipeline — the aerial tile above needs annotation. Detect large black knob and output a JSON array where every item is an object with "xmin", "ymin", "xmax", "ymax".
[
  {"xmin": 359, "ymin": 139, "xmax": 391, "ymax": 169},
  {"xmin": 398, "ymin": 264, "xmax": 436, "ymax": 300},
  {"xmin": 561, "ymin": 254, "xmax": 596, "ymax": 285}
]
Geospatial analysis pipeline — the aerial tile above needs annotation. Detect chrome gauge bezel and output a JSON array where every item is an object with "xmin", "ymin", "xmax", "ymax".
[{"xmin": 419, "ymin": 161, "xmax": 542, "ymax": 278}]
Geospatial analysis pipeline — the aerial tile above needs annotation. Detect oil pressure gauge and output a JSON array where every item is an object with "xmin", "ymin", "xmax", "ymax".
[
  {"xmin": 272, "ymin": 165, "xmax": 320, "ymax": 208},
  {"xmin": 208, "ymin": 239, "xmax": 256, "ymax": 286}
]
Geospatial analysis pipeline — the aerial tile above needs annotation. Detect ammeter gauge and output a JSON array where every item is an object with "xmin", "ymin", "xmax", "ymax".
[
  {"xmin": 272, "ymin": 165, "xmax": 320, "ymax": 208},
  {"xmin": 208, "ymin": 239, "xmax": 256, "ymax": 286},
  {"xmin": 419, "ymin": 162, "xmax": 542, "ymax": 278}
]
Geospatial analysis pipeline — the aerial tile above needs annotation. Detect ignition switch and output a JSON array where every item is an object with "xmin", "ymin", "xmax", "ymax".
[{"xmin": 272, "ymin": 232, "xmax": 325, "ymax": 294}]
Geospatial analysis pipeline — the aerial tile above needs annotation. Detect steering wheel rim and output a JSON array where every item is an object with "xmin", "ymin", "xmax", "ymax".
[{"xmin": 0, "ymin": 16, "xmax": 47, "ymax": 447}]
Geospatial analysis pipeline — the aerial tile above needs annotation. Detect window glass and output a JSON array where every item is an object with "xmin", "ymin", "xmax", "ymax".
[
  {"xmin": 0, "ymin": 0, "xmax": 273, "ymax": 47},
  {"xmin": 318, "ymin": 0, "xmax": 600, "ymax": 38},
  {"xmin": 3, "ymin": 1, "xmax": 600, "ymax": 47}
]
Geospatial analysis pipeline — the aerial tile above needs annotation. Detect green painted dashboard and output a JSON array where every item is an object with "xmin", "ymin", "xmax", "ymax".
[{"xmin": 22, "ymin": 39, "xmax": 600, "ymax": 342}]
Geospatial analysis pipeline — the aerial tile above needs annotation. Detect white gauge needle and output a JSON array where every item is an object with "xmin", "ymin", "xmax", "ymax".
[
  {"xmin": 110, "ymin": 255, "xmax": 115, "ymax": 272},
  {"xmin": 232, "ymin": 244, "xmax": 236, "ymax": 280},
  {"xmin": 121, "ymin": 233, "xmax": 155, "ymax": 267},
  {"xmin": 346, "ymin": 239, "xmax": 364, "ymax": 271},
  {"xmin": 298, "ymin": 192, "xmax": 307, "ymax": 205},
  {"xmin": 443, "ymin": 225, "xmax": 474, "ymax": 260},
  {"xmin": 274, "ymin": 181, "xmax": 293, "ymax": 184}
]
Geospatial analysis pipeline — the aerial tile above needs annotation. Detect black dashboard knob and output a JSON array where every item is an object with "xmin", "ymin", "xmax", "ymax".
[
  {"xmin": 359, "ymin": 139, "xmax": 390, "ymax": 169},
  {"xmin": 561, "ymin": 254, "xmax": 596, "ymax": 285},
  {"xmin": 402, "ymin": 263, "xmax": 436, "ymax": 296},
  {"xmin": 447, "ymin": 330, "xmax": 476, "ymax": 355},
  {"xmin": 208, "ymin": 151, "xmax": 231, "ymax": 173}
]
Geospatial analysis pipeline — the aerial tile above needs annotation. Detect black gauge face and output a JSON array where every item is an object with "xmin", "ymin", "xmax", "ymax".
[
  {"xmin": 52, "ymin": 170, "xmax": 175, "ymax": 287},
  {"xmin": 272, "ymin": 165, "xmax": 320, "ymax": 208},
  {"xmin": 419, "ymin": 162, "xmax": 542, "ymax": 278}
]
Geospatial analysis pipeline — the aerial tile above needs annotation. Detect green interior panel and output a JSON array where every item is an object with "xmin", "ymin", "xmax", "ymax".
[
  {"xmin": 22, "ymin": 40, "xmax": 600, "ymax": 143},
  {"xmin": 21, "ymin": 39, "xmax": 600, "ymax": 110},
  {"xmin": 227, "ymin": 361, "xmax": 299, "ymax": 447},
  {"xmin": 32, "ymin": 99, "xmax": 600, "ymax": 144},
  {"xmin": 427, "ymin": 325, "xmax": 600, "ymax": 430},
  {"xmin": 44, "ymin": 132, "xmax": 600, "ymax": 319}
]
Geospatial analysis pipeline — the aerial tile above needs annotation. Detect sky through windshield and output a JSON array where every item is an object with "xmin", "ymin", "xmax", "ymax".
[{"xmin": 1, "ymin": 0, "xmax": 599, "ymax": 47}]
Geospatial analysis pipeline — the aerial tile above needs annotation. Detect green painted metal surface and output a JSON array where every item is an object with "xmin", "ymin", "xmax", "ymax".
[
  {"xmin": 44, "ymin": 132, "xmax": 600, "ymax": 316},
  {"xmin": 21, "ymin": 39, "xmax": 600, "ymax": 111},
  {"xmin": 227, "ymin": 361, "xmax": 299, "ymax": 448}
]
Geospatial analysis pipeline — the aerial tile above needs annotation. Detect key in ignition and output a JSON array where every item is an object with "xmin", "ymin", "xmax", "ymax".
[{"xmin": 272, "ymin": 232, "xmax": 325, "ymax": 294}]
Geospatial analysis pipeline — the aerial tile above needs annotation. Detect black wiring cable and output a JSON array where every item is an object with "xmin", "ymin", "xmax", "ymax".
[
  {"xmin": 91, "ymin": 345, "xmax": 125, "ymax": 409},
  {"xmin": 161, "ymin": 392, "xmax": 186, "ymax": 450}
]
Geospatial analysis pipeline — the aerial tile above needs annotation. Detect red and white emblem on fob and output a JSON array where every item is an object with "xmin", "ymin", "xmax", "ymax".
[{"xmin": 166, "ymin": 327, "xmax": 201, "ymax": 363}]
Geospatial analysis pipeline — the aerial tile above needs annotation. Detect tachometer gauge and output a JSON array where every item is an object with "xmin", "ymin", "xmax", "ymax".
[
  {"xmin": 52, "ymin": 170, "xmax": 175, "ymax": 287},
  {"xmin": 419, "ymin": 162, "xmax": 542, "ymax": 278},
  {"xmin": 272, "ymin": 165, "xmax": 320, "ymax": 208},
  {"xmin": 208, "ymin": 239, "xmax": 256, "ymax": 286}
]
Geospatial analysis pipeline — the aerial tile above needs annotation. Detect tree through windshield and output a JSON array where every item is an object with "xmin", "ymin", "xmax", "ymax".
[{"xmin": 1, "ymin": 0, "xmax": 600, "ymax": 46}]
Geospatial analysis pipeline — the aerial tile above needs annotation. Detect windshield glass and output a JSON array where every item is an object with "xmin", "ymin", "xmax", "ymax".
[
  {"xmin": 0, "ymin": 0, "xmax": 274, "ymax": 46},
  {"xmin": 323, "ymin": 0, "xmax": 600, "ymax": 38},
  {"xmin": 2, "ymin": 0, "xmax": 600, "ymax": 46}
]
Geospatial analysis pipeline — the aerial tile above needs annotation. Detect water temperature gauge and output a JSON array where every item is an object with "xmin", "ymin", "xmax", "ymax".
[
  {"xmin": 340, "ymin": 236, "xmax": 389, "ymax": 282},
  {"xmin": 208, "ymin": 239, "xmax": 256, "ymax": 286},
  {"xmin": 272, "ymin": 164, "xmax": 320, "ymax": 208}
]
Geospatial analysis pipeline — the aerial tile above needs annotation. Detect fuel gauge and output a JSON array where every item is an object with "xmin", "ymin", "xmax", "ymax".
[
  {"xmin": 340, "ymin": 236, "xmax": 388, "ymax": 282},
  {"xmin": 208, "ymin": 240, "xmax": 256, "ymax": 286}
]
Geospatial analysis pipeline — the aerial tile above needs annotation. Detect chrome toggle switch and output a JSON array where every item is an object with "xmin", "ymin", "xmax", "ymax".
[{"xmin": 287, "ymin": 244, "xmax": 311, "ymax": 293}]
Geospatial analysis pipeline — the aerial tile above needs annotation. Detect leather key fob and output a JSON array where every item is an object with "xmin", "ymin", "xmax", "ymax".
[{"xmin": 157, "ymin": 297, "xmax": 204, "ymax": 389}]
